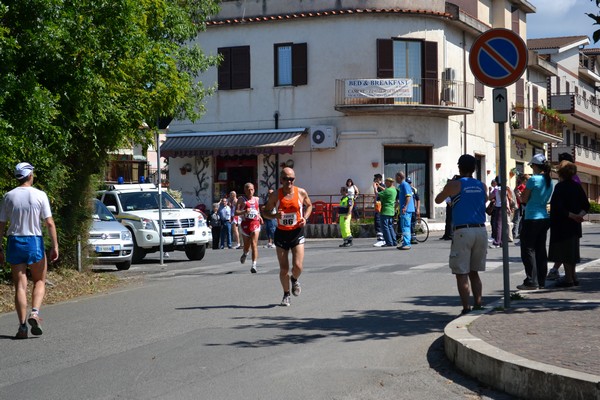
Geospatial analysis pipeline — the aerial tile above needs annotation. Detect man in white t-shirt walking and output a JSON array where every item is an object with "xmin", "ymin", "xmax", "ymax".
[{"xmin": 0, "ymin": 162, "xmax": 59, "ymax": 339}]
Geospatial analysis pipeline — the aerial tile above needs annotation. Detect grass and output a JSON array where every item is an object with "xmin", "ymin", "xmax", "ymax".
[{"xmin": 0, "ymin": 268, "xmax": 132, "ymax": 315}]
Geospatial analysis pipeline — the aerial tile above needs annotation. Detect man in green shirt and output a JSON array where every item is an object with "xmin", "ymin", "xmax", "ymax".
[{"xmin": 378, "ymin": 177, "xmax": 398, "ymax": 247}]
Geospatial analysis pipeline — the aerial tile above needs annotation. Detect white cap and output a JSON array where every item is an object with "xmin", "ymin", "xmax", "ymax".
[
  {"xmin": 14, "ymin": 162, "xmax": 34, "ymax": 179},
  {"xmin": 529, "ymin": 153, "xmax": 546, "ymax": 166}
]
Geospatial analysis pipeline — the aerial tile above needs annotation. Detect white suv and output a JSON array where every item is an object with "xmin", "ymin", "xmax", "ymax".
[{"xmin": 98, "ymin": 183, "xmax": 211, "ymax": 263}]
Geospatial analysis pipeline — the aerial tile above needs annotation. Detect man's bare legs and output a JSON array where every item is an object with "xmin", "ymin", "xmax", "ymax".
[
  {"xmin": 243, "ymin": 231, "xmax": 260, "ymax": 272},
  {"xmin": 277, "ymin": 245, "xmax": 304, "ymax": 295},
  {"xmin": 12, "ymin": 263, "xmax": 29, "ymax": 324},
  {"xmin": 12, "ymin": 257, "xmax": 46, "ymax": 324},
  {"xmin": 456, "ymin": 271, "xmax": 482, "ymax": 312}
]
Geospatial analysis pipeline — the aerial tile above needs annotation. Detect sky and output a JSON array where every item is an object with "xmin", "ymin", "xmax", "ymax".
[{"xmin": 527, "ymin": 0, "xmax": 600, "ymax": 43}]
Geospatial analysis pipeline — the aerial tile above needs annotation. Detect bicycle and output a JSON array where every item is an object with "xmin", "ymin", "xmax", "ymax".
[{"xmin": 413, "ymin": 217, "xmax": 429, "ymax": 243}]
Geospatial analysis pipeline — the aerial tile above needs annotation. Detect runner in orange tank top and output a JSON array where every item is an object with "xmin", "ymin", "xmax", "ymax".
[{"xmin": 262, "ymin": 167, "xmax": 312, "ymax": 307}]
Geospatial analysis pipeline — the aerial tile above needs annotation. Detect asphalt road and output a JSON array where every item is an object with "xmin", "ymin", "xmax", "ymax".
[{"xmin": 3, "ymin": 225, "xmax": 598, "ymax": 400}]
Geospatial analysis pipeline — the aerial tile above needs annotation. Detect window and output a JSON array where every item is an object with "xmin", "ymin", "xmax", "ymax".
[
  {"xmin": 377, "ymin": 38, "xmax": 438, "ymax": 104},
  {"xmin": 218, "ymin": 46, "xmax": 251, "ymax": 90},
  {"xmin": 274, "ymin": 43, "xmax": 307, "ymax": 86},
  {"xmin": 583, "ymin": 135, "xmax": 589, "ymax": 148},
  {"xmin": 575, "ymin": 132, "xmax": 581, "ymax": 145}
]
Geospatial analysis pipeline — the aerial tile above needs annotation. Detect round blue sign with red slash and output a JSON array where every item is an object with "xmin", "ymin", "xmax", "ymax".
[{"xmin": 469, "ymin": 28, "xmax": 528, "ymax": 88}]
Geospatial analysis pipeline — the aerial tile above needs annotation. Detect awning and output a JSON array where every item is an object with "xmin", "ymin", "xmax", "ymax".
[{"xmin": 160, "ymin": 128, "xmax": 307, "ymax": 158}]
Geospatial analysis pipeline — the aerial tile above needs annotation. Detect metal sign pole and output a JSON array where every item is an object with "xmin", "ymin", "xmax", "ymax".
[
  {"xmin": 493, "ymin": 88, "xmax": 510, "ymax": 309},
  {"xmin": 156, "ymin": 128, "xmax": 165, "ymax": 267},
  {"xmin": 498, "ymin": 121, "xmax": 510, "ymax": 309}
]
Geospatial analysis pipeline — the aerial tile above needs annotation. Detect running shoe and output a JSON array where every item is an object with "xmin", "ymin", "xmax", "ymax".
[
  {"xmin": 234, "ymin": 244, "xmax": 241, "ymax": 249},
  {"xmin": 240, "ymin": 253, "xmax": 247, "ymax": 264},
  {"xmin": 546, "ymin": 269, "xmax": 559, "ymax": 280},
  {"xmin": 373, "ymin": 241, "xmax": 386, "ymax": 247},
  {"xmin": 292, "ymin": 280, "xmax": 301, "ymax": 297},
  {"xmin": 280, "ymin": 295, "xmax": 291, "ymax": 307},
  {"xmin": 15, "ymin": 325, "xmax": 28, "ymax": 339},
  {"xmin": 250, "ymin": 265, "xmax": 257, "ymax": 274},
  {"xmin": 28, "ymin": 313, "xmax": 43, "ymax": 336}
]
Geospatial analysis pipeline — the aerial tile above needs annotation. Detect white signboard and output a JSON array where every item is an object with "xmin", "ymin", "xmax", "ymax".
[{"xmin": 345, "ymin": 79, "xmax": 413, "ymax": 98}]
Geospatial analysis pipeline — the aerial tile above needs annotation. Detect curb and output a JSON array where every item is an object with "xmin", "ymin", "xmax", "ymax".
[{"xmin": 444, "ymin": 302, "xmax": 600, "ymax": 400}]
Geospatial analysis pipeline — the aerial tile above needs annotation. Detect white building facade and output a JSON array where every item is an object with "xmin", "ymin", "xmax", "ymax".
[{"xmin": 162, "ymin": 0, "xmax": 536, "ymax": 218}]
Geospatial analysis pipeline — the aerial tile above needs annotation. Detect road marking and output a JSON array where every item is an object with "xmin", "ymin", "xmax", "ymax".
[
  {"xmin": 410, "ymin": 263, "xmax": 447, "ymax": 270},
  {"xmin": 349, "ymin": 263, "xmax": 399, "ymax": 274}
]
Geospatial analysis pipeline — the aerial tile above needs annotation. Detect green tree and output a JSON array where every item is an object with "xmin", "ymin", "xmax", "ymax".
[
  {"xmin": 588, "ymin": 0, "xmax": 600, "ymax": 42},
  {"xmin": 0, "ymin": 0, "xmax": 220, "ymax": 265}
]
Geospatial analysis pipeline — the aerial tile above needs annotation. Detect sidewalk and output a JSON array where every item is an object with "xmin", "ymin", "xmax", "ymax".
[{"xmin": 445, "ymin": 260, "xmax": 600, "ymax": 400}]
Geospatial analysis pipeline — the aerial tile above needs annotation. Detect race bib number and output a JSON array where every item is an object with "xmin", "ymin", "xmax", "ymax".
[
  {"xmin": 247, "ymin": 209, "xmax": 258, "ymax": 220},
  {"xmin": 280, "ymin": 212, "xmax": 297, "ymax": 226}
]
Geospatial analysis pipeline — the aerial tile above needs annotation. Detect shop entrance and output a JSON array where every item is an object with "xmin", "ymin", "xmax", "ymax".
[
  {"xmin": 214, "ymin": 156, "xmax": 258, "ymax": 200},
  {"xmin": 383, "ymin": 147, "xmax": 431, "ymax": 217}
]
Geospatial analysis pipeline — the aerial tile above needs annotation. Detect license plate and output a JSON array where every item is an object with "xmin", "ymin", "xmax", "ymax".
[
  {"xmin": 96, "ymin": 245, "xmax": 119, "ymax": 253},
  {"xmin": 171, "ymin": 228, "xmax": 187, "ymax": 235}
]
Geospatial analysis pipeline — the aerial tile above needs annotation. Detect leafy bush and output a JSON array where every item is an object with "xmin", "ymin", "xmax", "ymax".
[
  {"xmin": 0, "ymin": 264, "xmax": 10, "ymax": 284},
  {"xmin": 589, "ymin": 201, "xmax": 600, "ymax": 214}
]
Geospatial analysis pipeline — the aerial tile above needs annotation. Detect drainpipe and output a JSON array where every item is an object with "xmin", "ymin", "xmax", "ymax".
[{"xmin": 463, "ymin": 30, "xmax": 468, "ymax": 154}]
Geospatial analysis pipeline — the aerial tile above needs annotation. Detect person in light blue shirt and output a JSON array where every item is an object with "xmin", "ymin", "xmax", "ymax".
[
  {"xmin": 517, "ymin": 153, "xmax": 553, "ymax": 290},
  {"xmin": 395, "ymin": 171, "xmax": 414, "ymax": 250}
]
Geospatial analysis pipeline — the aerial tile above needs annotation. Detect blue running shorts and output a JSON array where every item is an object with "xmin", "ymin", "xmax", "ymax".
[{"xmin": 7, "ymin": 236, "xmax": 45, "ymax": 265}]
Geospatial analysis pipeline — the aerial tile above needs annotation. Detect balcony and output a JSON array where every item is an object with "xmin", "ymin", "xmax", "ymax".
[
  {"xmin": 550, "ymin": 93, "xmax": 600, "ymax": 131},
  {"xmin": 334, "ymin": 78, "xmax": 474, "ymax": 116},
  {"xmin": 510, "ymin": 107, "xmax": 564, "ymax": 144},
  {"xmin": 551, "ymin": 144, "xmax": 600, "ymax": 176}
]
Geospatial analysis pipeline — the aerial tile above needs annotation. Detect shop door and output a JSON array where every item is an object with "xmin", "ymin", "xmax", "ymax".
[
  {"xmin": 215, "ymin": 156, "xmax": 258, "ymax": 199},
  {"xmin": 383, "ymin": 147, "xmax": 430, "ymax": 217}
]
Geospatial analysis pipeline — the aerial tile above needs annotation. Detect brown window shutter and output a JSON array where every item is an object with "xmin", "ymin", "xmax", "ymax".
[
  {"xmin": 423, "ymin": 41, "xmax": 438, "ymax": 105},
  {"xmin": 515, "ymin": 78, "xmax": 525, "ymax": 106},
  {"xmin": 475, "ymin": 79, "xmax": 484, "ymax": 98},
  {"xmin": 231, "ymin": 46, "xmax": 250, "ymax": 90},
  {"xmin": 377, "ymin": 39, "xmax": 393, "ymax": 78},
  {"xmin": 451, "ymin": 0, "xmax": 478, "ymax": 17},
  {"xmin": 511, "ymin": 7, "xmax": 520, "ymax": 34},
  {"xmin": 292, "ymin": 43, "xmax": 307, "ymax": 86},
  {"xmin": 218, "ymin": 47, "xmax": 232, "ymax": 90}
]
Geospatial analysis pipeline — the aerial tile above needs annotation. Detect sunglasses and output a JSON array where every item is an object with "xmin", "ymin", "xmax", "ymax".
[{"xmin": 282, "ymin": 177, "xmax": 295, "ymax": 182}]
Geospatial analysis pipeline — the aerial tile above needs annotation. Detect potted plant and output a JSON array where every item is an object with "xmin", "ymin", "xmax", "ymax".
[{"xmin": 512, "ymin": 102, "xmax": 525, "ymax": 112}]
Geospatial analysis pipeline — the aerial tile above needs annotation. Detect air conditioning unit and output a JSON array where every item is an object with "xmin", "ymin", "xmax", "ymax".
[
  {"xmin": 310, "ymin": 126, "xmax": 338, "ymax": 149},
  {"xmin": 443, "ymin": 67, "xmax": 456, "ymax": 81},
  {"xmin": 442, "ymin": 87, "xmax": 456, "ymax": 104}
]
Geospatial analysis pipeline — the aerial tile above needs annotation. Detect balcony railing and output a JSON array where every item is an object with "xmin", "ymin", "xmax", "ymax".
[
  {"xmin": 551, "ymin": 144, "xmax": 600, "ymax": 171},
  {"xmin": 551, "ymin": 93, "xmax": 600, "ymax": 129},
  {"xmin": 335, "ymin": 78, "xmax": 474, "ymax": 116},
  {"xmin": 511, "ymin": 108, "xmax": 563, "ymax": 143}
]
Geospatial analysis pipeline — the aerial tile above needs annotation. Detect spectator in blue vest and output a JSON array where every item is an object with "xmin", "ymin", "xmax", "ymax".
[
  {"xmin": 395, "ymin": 171, "xmax": 415, "ymax": 250},
  {"xmin": 435, "ymin": 154, "xmax": 488, "ymax": 315}
]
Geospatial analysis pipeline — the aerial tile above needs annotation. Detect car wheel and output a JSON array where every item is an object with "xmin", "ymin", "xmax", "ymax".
[
  {"xmin": 185, "ymin": 244, "xmax": 206, "ymax": 261},
  {"xmin": 131, "ymin": 234, "xmax": 146, "ymax": 264},
  {"xmin": 115, "ymin": 260, "xmax": 131, "ymax": 271}
]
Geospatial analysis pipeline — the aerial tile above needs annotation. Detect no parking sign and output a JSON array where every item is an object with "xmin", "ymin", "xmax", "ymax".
[{"xmin": 469, "ymin": 28, "xmax": 528, "ymax": 88}]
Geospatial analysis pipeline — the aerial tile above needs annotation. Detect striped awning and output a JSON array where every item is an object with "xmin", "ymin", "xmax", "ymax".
[{"xmin": 160, "ymin": 128, "xmax": 307, "ymax": 158}]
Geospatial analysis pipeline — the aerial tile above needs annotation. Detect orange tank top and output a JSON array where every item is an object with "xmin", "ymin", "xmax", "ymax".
[{"xmin": 276, "ymin": 187, "xmax": 303, "ymax": 230}]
